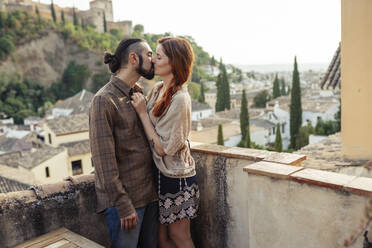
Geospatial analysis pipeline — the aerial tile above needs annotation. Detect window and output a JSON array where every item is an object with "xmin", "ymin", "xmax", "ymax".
[
  {"xmin": 45, "ymin": 167, "xmax": 50, "ymax": 178},
  {"xmin": 72, "ymin": 160, "xmax": 83, "ymax": 176},
  {"xmin": 282, "ymin": 123, "xmax": 285, "ymax": 133},
  {"xmin": 273, "ymin": 127, "xmax": 276, "ymax": 135},
  {"xmin": 48, "ymin": 134, "xmax": 52, "ymax": 144}
]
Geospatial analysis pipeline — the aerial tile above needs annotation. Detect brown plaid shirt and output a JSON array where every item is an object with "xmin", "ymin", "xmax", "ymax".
[{"xmin": 89, "ymin": 76, "xmax": 157, "ymax": 218}]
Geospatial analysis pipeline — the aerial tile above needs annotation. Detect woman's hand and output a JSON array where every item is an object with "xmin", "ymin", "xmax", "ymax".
[{"xmin": 131, "ymin": 92, "xmax": 147, "ymax": 116}]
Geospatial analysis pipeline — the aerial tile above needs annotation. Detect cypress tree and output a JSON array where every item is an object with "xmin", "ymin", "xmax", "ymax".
[
  {"xmin": 35, "ymin": 6, "xmax": 40, "ymax": 24},
  {"xmin": 272, "ymin": 73, "xmax": 280, "ymax": 99},
  {"xmin": 223, "ymin": 65, "xmax": 230, "ymax": 110},
  {"xmin": 240, "ymin": 89, "xmax": 249, "ymax": 140},
  {"xmin": 295, "ymin": 126, "xmax": 309, "ymax": 149},
  {"xmin": 198, "ymin": 82, "xmax": 205, "ymax": 103},
  {"xmin": 244, "ymin": 125, "xmax": 251, "ymax": 148},
  {"xmin": 275, "ymin": 123, "xmax": 283, "ymax": 152},
  {"xmin": 217, "ymin": 124, "xmax": 224, "ymax": 145},
  {"xmin": 103, "ymin": 12, "xmax": 107, "ymax": 32},
  {"xmin": 216, "ymin": 60, "xmax": 230, "ymax": 111},
  {"xmin": 73, "ymin": 7, "xmax": 78, "ymax": 26},
  {"xmin": 280, "ymin": 77, "xmax": 286, "ymax": 96},
  {"xmin": 210, "ymin": 56, "xmax": 216, "ymax": 66},
  {"xmin": 61, "ymin": 10, "xmax": 65, "ymax": 24},
  {"xmin": 290, "ymin": 56, "xmax": 302, "ymax": 149},
  {"xmin": 51, "ymin": 0, "xmax": 56, "ymax": 23},
  {"xmin": 215, "ymin": 73, "xmax": 224, "ymax": 112}
]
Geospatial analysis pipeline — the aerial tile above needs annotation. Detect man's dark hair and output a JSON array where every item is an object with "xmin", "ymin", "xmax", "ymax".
[{"xmin": 104, "ymin": 38, "xmax": 146, "ymax": 73}]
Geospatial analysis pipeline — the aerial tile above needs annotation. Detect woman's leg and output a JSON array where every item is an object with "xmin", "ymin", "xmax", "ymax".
[
  {"xmin": 158, "ymin": 224, "xmax": 176, "ymax": 248},
  {"xmin": 168, "ymin": 219, "xmax": 195, "ymax": 248}
]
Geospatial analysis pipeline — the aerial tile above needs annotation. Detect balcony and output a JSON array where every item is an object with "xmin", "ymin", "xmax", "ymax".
[{"xmin": 1, "ymin": 144, "xmax": 371, "ymax": 247}]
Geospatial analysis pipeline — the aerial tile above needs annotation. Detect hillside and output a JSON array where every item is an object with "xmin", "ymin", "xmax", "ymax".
[
  {"xmin": 0, "ymin": 10, "xmax": 217, "ymax": 123},
  {"xmin": 0, "ymin": 29, "xmax": 103, "ymax": 88},
  {"xmin": 0, "ymin": 10, "xmax": 213, "ymax": 90}
]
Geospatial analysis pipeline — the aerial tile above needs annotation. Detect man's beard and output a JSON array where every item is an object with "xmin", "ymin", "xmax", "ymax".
[{"xmin": 136, "ymin": 54, "xmax": 155, "ymax": 80}]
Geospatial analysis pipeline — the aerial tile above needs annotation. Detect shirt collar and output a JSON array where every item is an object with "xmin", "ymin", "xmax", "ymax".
[{"xmin": 111, "ymin": 76, "xmax": 132, "ymax": 97}]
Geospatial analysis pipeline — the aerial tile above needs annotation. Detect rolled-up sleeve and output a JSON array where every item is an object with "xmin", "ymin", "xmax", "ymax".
[{"xmin": 89, "ymin": 95, "xmax": 135, "ymax": 218}]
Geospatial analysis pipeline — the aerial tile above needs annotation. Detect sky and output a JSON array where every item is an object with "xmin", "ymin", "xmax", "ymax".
[{"xmin": 39, "ymin": 0, "xmax": 341, "ymax": 66}]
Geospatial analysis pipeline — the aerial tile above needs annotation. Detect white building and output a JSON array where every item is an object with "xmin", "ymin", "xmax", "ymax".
[{"xmin": 191, "ymin": 100, "xmax": 213, "ymax": 121}]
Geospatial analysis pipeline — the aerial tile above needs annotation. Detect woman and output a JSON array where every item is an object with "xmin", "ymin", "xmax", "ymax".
[{"xmin": 131, "ymin": 37, "xmax": 199, "ymax": 248}]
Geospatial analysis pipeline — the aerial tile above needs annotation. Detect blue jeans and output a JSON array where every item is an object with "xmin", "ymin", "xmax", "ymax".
[{"xmin": 104, "ymin": 201, "xmax": 158, "ymax": 248}]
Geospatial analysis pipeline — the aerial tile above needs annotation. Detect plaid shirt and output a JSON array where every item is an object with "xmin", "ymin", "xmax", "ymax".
[{"xmin": 89, "ymin": 76, "xmax": 157, "ymax": 218}]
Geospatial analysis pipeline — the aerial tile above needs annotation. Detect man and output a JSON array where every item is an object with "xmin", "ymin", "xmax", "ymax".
[{"xmin": 89, "ymin": 38, "xmax": 158, "ymax": 248}]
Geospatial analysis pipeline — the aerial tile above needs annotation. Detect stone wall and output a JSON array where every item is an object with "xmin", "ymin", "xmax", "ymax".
[{"xmin": 1, "ymin": 144, "xmax": 372, "ymax": 248}]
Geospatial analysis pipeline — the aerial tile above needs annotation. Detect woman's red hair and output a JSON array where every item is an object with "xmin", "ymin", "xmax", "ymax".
[{"xmin": 153, "ymin": 37, "xmax": 194, "ymax": 117}]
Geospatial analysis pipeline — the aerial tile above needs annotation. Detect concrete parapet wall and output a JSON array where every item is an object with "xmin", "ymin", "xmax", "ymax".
[
  {"xmin": 244, "ymin": 161, "xmax": 372, "ymax": 248},
  {"xmin": 1, "ymin": 144, "xmax": 371, "ymax": 248}
]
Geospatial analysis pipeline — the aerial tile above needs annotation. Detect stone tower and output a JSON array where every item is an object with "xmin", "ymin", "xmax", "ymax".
[{"xmin": 89, "ymin": 0, "xmax": 113, "ymax": 22}]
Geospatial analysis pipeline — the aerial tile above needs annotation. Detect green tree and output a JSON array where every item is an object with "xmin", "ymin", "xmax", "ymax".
[
  {"xmin": 0, "ymin": 11, "xmax": 6, "ymax": 29},
  {"xmin": 52, "ymin": 61, "xmax": 90, "ymax": 99},
  {"xmin": 217, "ymin": 124, "xmax": 224, "ymax": 145},
  {"xmin": 133, "ymin": 24, "xmax": 144, "ymax": 35},
  {"xmin": 210, "ymin": 56, "xmax": 216, "ymax": 66},
  {"xmin": 187, "ymin": 82, "xmax": 201, "ymax": 100},
  {"xmin": 315, "ymin": 117, "xmax": 325, "ymax": 135},
  {"xmin": 215, "ymin": 72, "xmax": 224, "ymax": 111},
  {"xmin": 275, "ymin": 123, "xmax": 283, "ymax": 152},
  {"xmin": 272, "ymin": 73, "xmax": 280, "ymax": 99},
  {"xmin": 306, "ymin": 121, "xmax": 315, "ymax": 135},
  {"xmin": 73, "ymin": 7, "xmax": 78, "ymax": 26},
  {"xmin": 290, "ymin": 56, "xmax": 302, "ymax": 149},
  {"xmin": 92, "ymin": 69, "xmax": 111, "ymax": 93},
  {"xmin": 253, "ymin": 90, "xmax": 270, "ymax": 108},
  {"xmin": 103, "ymin": 12, "xmax": 107, "ymax": 33},
  {"xmin": 280, "ymin": 77, "xmax": 286, "ymax": 96},
  {"xmin": 35, "ymin": 6, "xmax": 41, "ymax": 24},
  {"xmin": 61, "ymin": 10, "xmax": 65, "ymax": 24},
  {"xmin": 244, "ymin": 125, "xmax": 251, "ymax": 148},
  {"xmin": 0, "ymin": 36, "xmax": 15, "ymax": 60},
  {"xmin": 240, "ymin": 89, "xmax": 249, "ymax": 140},
  {"xmin": 198, "ymin": 82, "xmax": 205, "ymax": 103},
  {"xmin": 216, "ymin": 62, "xmax": 230, "ymax": 111},
  {"xmin": 51, "ymin": 0, "xmax": 57, "ymax": 23},
  {"xmin": 223, "ymin": 65, "xmax": 230, "ymax": 110},
  {"xmin": 295, "ymin": 126, "xmax": 309, "ymax": 149}
]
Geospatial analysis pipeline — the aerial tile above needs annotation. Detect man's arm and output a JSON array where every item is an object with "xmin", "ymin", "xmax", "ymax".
[{"xmin": 89, "ymin": 95, "xmax": 137, "ymax": 230}]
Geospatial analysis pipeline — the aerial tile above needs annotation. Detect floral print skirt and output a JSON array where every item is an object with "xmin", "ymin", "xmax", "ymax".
[{"xmin": 155, "ymin": 169, "xmax": 200, "ymax": 225}]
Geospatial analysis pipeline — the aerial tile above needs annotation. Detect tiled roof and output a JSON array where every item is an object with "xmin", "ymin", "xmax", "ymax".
[
  {"xmin": 0, "ymin": 146, "xmax": 65, "ymax": 170},
  {"xmin": 192, "ymin": 100, "xmax": 212, "ymax": 111},
  {"xmin": 251, "ymin": 118, "xmax": 276, "ymax": 129},
  {"xmin": 0, "ymin": 175, "xmax": 30, "ymax": 193},
  {"xmin": 268, "ymin": 95, "xmax": 339, "ymax": 113},
  {"xmin": 320, "ymin": 44, "xmax": 341, "ymax": 90},
  {"xmin": 0, "ymin": 136, "xmax": 32, "ymax": 153},
  {"xmin": 49, "ymin": 89, "xmax": 94, "ymax": 115},
  {"xmin": 61, "ymin": 139, "xmax": 90, "ymax": 156},
  {"xmin": 46, "ymin": 113, "xmax": 89, "ymax": 135}
]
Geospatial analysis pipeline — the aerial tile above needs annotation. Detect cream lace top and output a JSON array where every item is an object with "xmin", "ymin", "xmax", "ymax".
[{"xmin": 146, "ymin": 82, "xmax": 196, "ymax": 178}]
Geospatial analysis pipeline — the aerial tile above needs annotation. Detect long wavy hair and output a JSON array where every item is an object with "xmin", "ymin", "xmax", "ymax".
[{"xmin": 152, "ymin": 37, "xmax": 194, "ymax": 117}]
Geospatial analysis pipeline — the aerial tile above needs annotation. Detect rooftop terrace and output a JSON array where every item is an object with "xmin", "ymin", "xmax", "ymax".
[{"xmin": 1, "ymin": 144, "xmax": 371, "ymax": 248}]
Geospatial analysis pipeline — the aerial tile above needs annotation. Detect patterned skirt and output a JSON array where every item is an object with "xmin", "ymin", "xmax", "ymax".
[{"xmin": 155, "ymin": 169, "xmax": 200, "ymax": 225}]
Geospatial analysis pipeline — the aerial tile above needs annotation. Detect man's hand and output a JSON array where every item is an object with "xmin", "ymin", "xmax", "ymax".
[
  {"xmin": 121, "ymin": 211, "xmax": 138, "ymax": 232},
  {"xmin": 131, "ymin": 92, "xmax": 147, "ymax": 115}
]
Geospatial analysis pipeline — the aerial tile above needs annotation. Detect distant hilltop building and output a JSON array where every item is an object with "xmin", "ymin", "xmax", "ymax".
[{"xmin": 0, "ymin": 0, "xmax": 132, "ymax": 35}]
